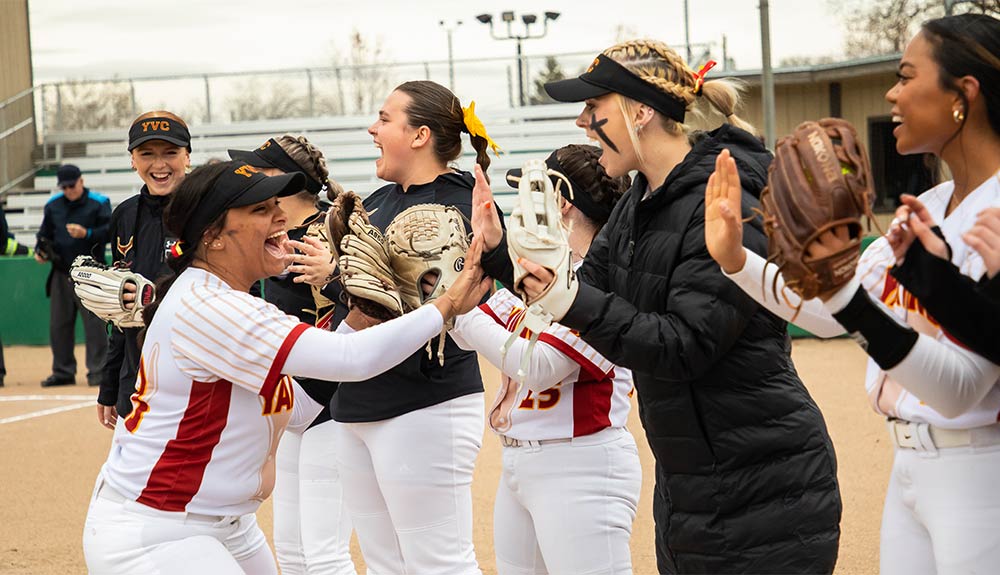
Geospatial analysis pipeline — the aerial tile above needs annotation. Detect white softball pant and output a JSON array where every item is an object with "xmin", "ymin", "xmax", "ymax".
[
  {"xmin": 274, "ymin": 419, "xmax": 357, "ymax": 575},
  {"xmin": 493, "ymin": 426, "xmax": 641, "ymax": 575},
  {"xmin": 336, "ymin": 392, "xmax": 484, "ymax": 575},
  {"xmin": 83, "ymin": 474, "xmax": 276, "ymax": 574},
  {"xmin": 880, "ymin": 422, "xmax": 1000, "ymax": 575}
]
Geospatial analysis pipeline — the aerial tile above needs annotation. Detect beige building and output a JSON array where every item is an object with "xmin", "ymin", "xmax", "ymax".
[
  {"xmin": 698, "ymin": 54, "xmax": 934, "ymax": 214},
  {"xmin": 0, "ymin": 0, "xmax": 35, "ymax": 194}
]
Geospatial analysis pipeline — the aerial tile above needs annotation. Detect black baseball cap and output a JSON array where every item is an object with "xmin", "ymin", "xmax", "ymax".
[
  {"xmin": 128, "ymin": 116, "xmax": 192, "ymax": 151},
  {"xmin": 544, "ymin": 54, "xmax": 688, "ymax": 123},
  {"xmin": 56, "ymin": 164, "xmax": 82, "ymax": 187},
  {"xmin": 505, "ymin": 148, "xmax": 613, "ymax": 225},
  {"xmin": 228, "ymin": 139, "xmax": 323, "ymax": 194},
  {"xmin": 180, "ymin": 161, "xmax": 305, "ymax": 248}
]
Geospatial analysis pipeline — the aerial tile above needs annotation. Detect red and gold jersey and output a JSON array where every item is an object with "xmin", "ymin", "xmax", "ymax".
[{"xmin": 102, "ymin": 267, "xmax": 312, "ymax": 516}]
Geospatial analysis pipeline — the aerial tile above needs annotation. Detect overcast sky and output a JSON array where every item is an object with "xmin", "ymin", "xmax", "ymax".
[{"xmin": 28, "ymin": 0, "xmax": 847, "ymax": 81}]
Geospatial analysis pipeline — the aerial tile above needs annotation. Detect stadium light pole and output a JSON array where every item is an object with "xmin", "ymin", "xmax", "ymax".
[
  {"xmin": 439, "ymin": 20, "xmax": 463, "ymax": 91},
  {"xmin": 760, "ymin": 0, "xmax": 776, "ymax": 150},
  {"xmin": 475, "ymin": 11, "xmax": 560, "ymax": 106}
]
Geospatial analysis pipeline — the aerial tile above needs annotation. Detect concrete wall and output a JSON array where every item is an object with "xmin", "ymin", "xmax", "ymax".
[{"xmin": 0, "ymin": 0, "xmax": 35, "ymax": 191}]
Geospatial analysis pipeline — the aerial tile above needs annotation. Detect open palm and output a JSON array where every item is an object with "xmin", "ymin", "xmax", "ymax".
[{"xmin": 705, "ymin": 149, "xmax": 747, "ymax": 274}]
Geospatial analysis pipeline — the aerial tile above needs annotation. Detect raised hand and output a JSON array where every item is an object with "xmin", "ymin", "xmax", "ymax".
[
  {"xmin": 286, "ymin": 236, "xmax": 337, "ymax": 286},
  {"xmin": 704, "ymin": 149, "xmax": 747, "ymax": 274},
  {"xmin": 471, "ymin": 164, "xmax": 503, "ymax": 250},
  {"xmin": 965, "ymin": 206, "xmax": 1000, "ymax": 279},
  {"xmin": 887, "ymin": 194, "xmax": 948, "ymax": 264},
  {"xmin": 437, "ymin": 234, "xmax": 493, "ymax": 320}
]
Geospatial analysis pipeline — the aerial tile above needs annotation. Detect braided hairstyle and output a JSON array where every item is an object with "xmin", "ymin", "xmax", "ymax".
[
  {"xmin": 140, "ymin": 162, "xmax": 231, "ymax": 330},
  {"xmin": 394, "ymin": 80, "xmax": 492, "ymax": 179},
  {"xmin": 555, "ymin": 144, "xmax": 630, "ymax": 227},
  {"xmin": 274, "ymin": 134, "xmax": 334, "ymax": 204},
  {"xmin": 602, "ymin": 39, "xmax": 755, "ymax": 163}
]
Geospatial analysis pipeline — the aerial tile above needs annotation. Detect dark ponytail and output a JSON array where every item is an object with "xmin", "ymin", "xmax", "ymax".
[
  {"xmin": 140, "ymin": 162, "xmax": 232, "ymax": 330},
  {"xmin": 395, "ymin": 80, "xmax": 492, "ymax": 179}
]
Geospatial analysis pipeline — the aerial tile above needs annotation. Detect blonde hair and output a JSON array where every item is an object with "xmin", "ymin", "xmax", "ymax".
[
  {"xmin": 274, "ymin": 134, "xmax": 333, "ymax": 196},
  {"xmin": 603, "ymin": 39, "xmax": 755, "ymax": 164}
]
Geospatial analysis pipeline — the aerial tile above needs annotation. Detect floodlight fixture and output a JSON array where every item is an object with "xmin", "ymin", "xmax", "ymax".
[
  {"xmin": 521, "ymin": 13, "xmax": 537, "ymax": 25},
  {"xmin": 501, "ymin": 11, "xmax": 515, "ymax": 22},
  {"xmin": 544, "ymin": 11, "xmax": 560, "ymax": 21},
  {"xmin": 476, "ymin": 13, "xmax": 493, "ymax": 24}
]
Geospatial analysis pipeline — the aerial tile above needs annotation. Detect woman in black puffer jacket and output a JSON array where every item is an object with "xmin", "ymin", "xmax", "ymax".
[{"xmin": 473, "ymin": 39, "xmax": 842, "ymax": 574}]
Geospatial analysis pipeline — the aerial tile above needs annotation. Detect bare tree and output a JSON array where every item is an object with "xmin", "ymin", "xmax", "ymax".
[
  {"xmin": 331, "ymin": 29, "xmax": 392, "ymax": 115},
  {"xmin": 779, "ymin": 55, "xmax": 838, "ymax": 68},
  {"xmin": 46, "ymin": 81, "xmax": 134, "ymax": 131},
  {"xmin": 227, "ymin": 79, "xmax": 308, "ymax": 122},
  {"xmin": 838, "ymin": 0, "xmax": 1000, "ymax": 58}
]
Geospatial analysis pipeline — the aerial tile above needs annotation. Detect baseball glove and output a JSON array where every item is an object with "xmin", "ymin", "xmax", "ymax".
[
  {"xmin": 69, "ymin": 255, "xmax": 155, "ymax": 328},
  {"xmin": 760, "ymin": 118, "xmax": 875, "ymax": 304},
  {"xmin": 385, "ymin": 203, "xmax": 470, "ymax": 365},
  {"xmin": 324, "ymin": 191, "xmax": 404, "ymax": 322},
  {"xmin": 503, "ymin": 158, "xmax": 578, "ymax": 380}
]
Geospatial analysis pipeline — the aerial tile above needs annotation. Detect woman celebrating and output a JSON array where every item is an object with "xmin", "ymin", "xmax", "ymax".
[
  {"xmin": 451, "ymin": 144, "xmax": 641, "ymax": 575},
  {"xmin": 98, "ymin": 110, "xmax": 191, "ymax": 430},
  {"xmin": 473, "ymin": 40, "xmax": 842, "ymax": 573},
  {"xmin": 82, "ymin": 161, "xmax": 490, "ymax": 574},
  {"xmin": 326, "ymin": 80, "xmax": 498, "ymax": 575},
  {"xmin": 229, "ymin": 135, "xmax": 356, "ymax": 575},
  {"xmin": 706, "ymin": 14, "xmax": 1000, "ymax": 574}
]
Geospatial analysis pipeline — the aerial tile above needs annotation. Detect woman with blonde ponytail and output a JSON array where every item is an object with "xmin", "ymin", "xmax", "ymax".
[{"xmin": 472, "ymin": 39, "xmax": 842, "ymax": 573}]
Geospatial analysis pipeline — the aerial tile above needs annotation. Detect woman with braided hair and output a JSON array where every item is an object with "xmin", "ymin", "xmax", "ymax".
[
  {"xmin": 228, "ymin": 134, "xmax": 356, "ymax": 574},
  {"xmin": 472, "ymin": 39, "xmax": 841, "ymax": 573},
  {"xmin": 451, "ymin": 144, "xmax": 642, "ymax": 575}
]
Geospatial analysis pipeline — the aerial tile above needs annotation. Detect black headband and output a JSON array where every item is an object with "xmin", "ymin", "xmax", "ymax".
[
  {"xmin": 228, "ymin": 139, "xmax": 324, "ymax": 194},
  {"xmin": 506, "ymin": 150, "xmax": 613, "ymax": 225},
  {"xmin": 544, "ymin": 54, "xmax": 688, "ymax": 123},
  {"xmin": 180, "ymin": 161, "xmax": 304, "ymax": 248},
  {"xmin": 128, "ymin": 117, "xmax": 191, "ymax": 151}
]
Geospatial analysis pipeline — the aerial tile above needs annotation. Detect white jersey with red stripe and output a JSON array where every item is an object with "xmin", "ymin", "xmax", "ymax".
[
  {"xmin": 101, "ymin": 267, "xmax": 314, "ymax": 517},
  {"xmin": 453, "ymin": 288, "xmax": 633, "ymax": 441},
  {"xmin": 858, "ymin": 175, "xmax": 1000, "ymax": 429}
]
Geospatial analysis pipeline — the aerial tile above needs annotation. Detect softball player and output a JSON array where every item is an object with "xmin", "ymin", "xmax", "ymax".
[
  {"xmin": 326, "ymin": 81, "xmax": 497, "ymax": 575},
  {"xmin": 82, "ymin": 161, "xmax": 490, "ymax": 574},
  {"xmin": 450, "ymin": 145, "xmax": 641, "ymax": 575},
  {"xmin": 230, "ymin": 135, "xmax": 356, "ymax": 575},
  {"xmin": 704, "ymin": 14, "xmax": 1000, "ymax": 574},
  {"xmin": 98, "ymin": 110, "xmax": 191, "ymax": 430}
]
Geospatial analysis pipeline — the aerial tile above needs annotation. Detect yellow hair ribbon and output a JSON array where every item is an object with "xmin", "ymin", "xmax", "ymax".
[{"xmin": 462, "ymin": 101, "xmax": 503, "ymax": 156}]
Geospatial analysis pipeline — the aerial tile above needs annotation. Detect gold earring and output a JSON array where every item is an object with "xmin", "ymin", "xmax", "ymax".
[{"xmin": 953, "ymin": 108, "xmax": 965, "ymax": 123}]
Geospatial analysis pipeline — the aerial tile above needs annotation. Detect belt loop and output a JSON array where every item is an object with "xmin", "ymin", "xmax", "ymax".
[{"xmin": 915, "ymin": 423, "xmax": 939, "ymax": 456}]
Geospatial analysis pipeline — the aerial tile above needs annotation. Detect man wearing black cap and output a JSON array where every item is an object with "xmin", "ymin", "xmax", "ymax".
[{"xmin": 35, "ymin": 164, "xmax": 112, "ymax": 387}]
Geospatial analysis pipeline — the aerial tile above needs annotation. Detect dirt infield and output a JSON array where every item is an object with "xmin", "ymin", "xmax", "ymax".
[{"xmin": 0, "ymin": 339, "xmax": 888, "ymax": 574}]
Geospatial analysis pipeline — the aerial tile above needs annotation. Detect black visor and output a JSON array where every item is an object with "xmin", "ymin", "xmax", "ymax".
[
  {"xmin": 128, "ymin": 117, "xmax": 192, "ymax": 151},
  {"xmin": 544, "ymin": 54, "xmax": 688, "ymax": 123},
  {"xmin": 228, "ymin": 138, "xmax": 323, "ymax": 194},
  {"xmin": 180, "ymin": 161, "xmax": 304, "ymax": 247},
  {"xmin": 505, "ymin": 148, "xmax": 613, "ymax": 225}
]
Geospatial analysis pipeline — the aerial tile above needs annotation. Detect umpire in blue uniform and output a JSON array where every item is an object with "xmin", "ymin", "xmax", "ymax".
[{"xmin": 34, "ymin": 164, "xmax": 112, "ymax": 387}]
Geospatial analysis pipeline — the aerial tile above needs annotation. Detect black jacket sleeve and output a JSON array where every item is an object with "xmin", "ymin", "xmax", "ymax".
[
  {"xmin": 890, "ymin": 238, "xmax": 1000, "ymax": 364},
  {"xmin": 561, "ymin": 210, "xmax": 759, "ymax": 381}
]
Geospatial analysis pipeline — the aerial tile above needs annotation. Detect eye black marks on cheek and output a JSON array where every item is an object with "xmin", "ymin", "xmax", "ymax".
[{"xmin": 589, "ymin": 114, "xmax": 619, "ymax": 153}]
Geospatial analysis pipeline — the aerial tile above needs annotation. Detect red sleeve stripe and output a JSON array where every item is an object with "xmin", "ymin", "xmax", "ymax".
[
  {"xmin": 479, "ymin": 303, "xmax": 505, "ymax": 327},
  {"xmin": 137, "ymin": 380, "xmax": 233, "ymax": 512},
  {"xmin": 537, "ymin": 332, "xmax": 608, "ymax": 382},
  {"xmin": 260, "ymin": 323, "xmax": 310, "ymax": 402}
]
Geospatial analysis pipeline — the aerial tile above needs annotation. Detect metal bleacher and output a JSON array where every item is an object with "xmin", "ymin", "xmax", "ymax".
[{"xmin": 4, "ymin": 103, "xmax": 591, "ymax": 248}]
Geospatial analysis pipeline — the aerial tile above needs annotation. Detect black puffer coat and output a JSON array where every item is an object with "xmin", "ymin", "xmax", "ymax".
[{"xmin": 484, "ymin": 125, "xmax": 841, "ymax": 573}]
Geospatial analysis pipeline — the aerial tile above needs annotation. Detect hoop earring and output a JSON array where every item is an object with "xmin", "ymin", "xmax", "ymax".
[{"xmin": 953, "ymin": 108, "xmax": 965, "ymax": 124}]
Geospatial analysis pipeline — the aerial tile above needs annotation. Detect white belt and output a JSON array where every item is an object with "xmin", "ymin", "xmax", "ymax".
[
  {"xmin": 887, "ymin": 419, "xmax": 1000, "ymax": 451},
  {"xmin": 96, "ymin": 479, "xmax": 231, "ymax": 523},
  {"xmin": 500, "ymin": 435, "xmax": 573, "ymax": 448}
]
